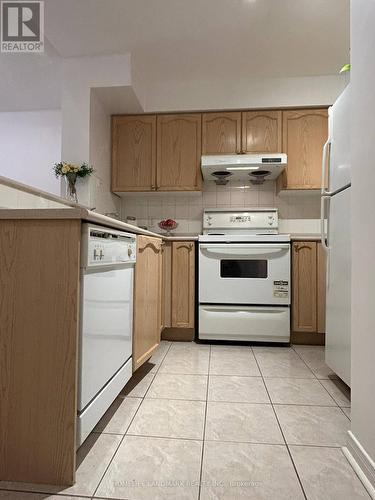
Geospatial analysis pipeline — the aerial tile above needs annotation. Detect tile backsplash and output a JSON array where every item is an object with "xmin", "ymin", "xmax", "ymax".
[{"xmin": 121, "ymin": 181, "xmax": 320, "ymax": 234}]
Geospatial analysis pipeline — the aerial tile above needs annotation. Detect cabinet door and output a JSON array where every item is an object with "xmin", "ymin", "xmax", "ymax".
[
  {"xmin": 111, "ymin": 115, "xmax": 156, "ymax": 192},
  {"xmin": 242, "ymin": 110, "xmax": 282, "ymax": 153},
  {"xmin": 202, "ymin": 112, "xmax": 241, "ymax": 154},
  {"xmin": 171, "ymin": 241, "xmax": 195, "ymax": 328},
  {"xmin": 292, "ymin": 241, "xmax": 317, "ymax": 332},
  {"xmin": 281, "ymin": 109, "xmax": 328, "ymax": 189},
  {"xmin": 317, "ymin": 242, "xmax": 326, "ymax": 334},
  {"xmin": 157, "ymin": 114, "xmax": 202, "ymax": 191},
  {"xmin": 133, "ymin": 236, "xmax": 162, "ymax": 371}
]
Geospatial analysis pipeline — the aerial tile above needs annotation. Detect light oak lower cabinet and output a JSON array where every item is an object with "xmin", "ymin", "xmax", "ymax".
[
  {"xmin": 133, "ymin": 235, "xmax": 162, "ymax": 371},
  {"xmin": 162, "ymin": 240, "xmax": 195, "ymax": 340},
  {"xmin": 0, "ymin": 219, "xmax": 81, "ymax": 486},
  {"xmin": 171, "ymin": 241, "xmax": 195, "ymax": 328},
  {"xmin": 292, "ymin": 241, "xmax": 326, "ymax": 343}
]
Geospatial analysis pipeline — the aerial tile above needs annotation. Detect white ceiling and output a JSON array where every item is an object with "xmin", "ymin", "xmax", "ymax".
[
  {"xmin": 45, "ymin": 0, "xmax": 349, "ymax": 80},
  {"xmin": 0, "ymin": 0, "xmax": 349, "ymax": 111}
]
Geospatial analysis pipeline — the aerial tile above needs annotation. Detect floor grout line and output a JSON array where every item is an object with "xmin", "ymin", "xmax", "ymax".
[
  {"xmin": 91, "ymin": 341, "xmax": 173, "ymax": 498},
  {"xmin": 1, "ymin": 342, "xmax": 353, "ymax": 499},
  {"xmin": 339, "ymin": 405, "xmax": 351, "ymax": 421},
  {"xmin": 197, "ymin": 343, "xmax": 211, "ymax": 500},
  {"xmin": 251, "ymin": 346, "xmax": 309, "ymax": 500},
  {"xmin": 292, "ymin": 345, "xmax": 350, "ymax": 408}
]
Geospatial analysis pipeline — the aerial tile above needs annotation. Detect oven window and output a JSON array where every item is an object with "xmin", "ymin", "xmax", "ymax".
[{"xmin": 220, "ymin": 259, "xmax": 268, "ymax": 278}]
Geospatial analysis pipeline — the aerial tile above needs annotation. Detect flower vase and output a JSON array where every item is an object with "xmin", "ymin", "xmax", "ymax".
[{"xmin": 65, "ymin": 173, "xmax": 78, "ymax": 203}]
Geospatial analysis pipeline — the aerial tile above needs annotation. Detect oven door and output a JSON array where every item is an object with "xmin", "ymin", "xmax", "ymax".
[{"xmin": 199, "ymin": 243, "xmax": 290, "ymax": 305}]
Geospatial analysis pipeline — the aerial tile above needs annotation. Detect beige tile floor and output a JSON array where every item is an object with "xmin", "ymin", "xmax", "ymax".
[{"xmin": 0, "ymin": 341, "xmax": 370, "ymax": 500}]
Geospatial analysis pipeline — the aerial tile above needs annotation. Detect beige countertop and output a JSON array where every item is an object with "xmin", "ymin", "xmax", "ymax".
[
  {"xmin": 0, "ymin": 207, "xmax": 320, "ymax": 242},
  {"xmin": 0, "ymin": 207, "xmax": 200, "ymax": 241}
]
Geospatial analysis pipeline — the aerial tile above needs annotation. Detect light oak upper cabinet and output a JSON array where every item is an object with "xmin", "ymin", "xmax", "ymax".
[
  {"xmin": 112, "ymin": 115, "xmax": 156, "ymax": 192},
  {"xmin": 171, "ymin": 241, "xmax": 195, "ymax": 328},
  {"xmin": 202, "ymin": 112, "xmax": 242, "ymax": 154},
  {"xmin": 280, "ymin": 108, "xmax": 328, "ymax": 190},
  {"xmin": 242, "ymin": 110, "xmax": 282, "ymax": 153},
  {"xmin": 157, "ymin": 114, "xmax": 202, "ymax": 191},
  {"xmin": 133, "ymin": 235, "xmax": 162, "ymax": 371},
  {"xmin": 292, "ymin": 241, "xmax": 317, "ymax": 333}
]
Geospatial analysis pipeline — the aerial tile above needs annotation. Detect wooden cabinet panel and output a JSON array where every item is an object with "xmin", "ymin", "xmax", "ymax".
[
  {"xmin": 163, "ymin": 241, "xmax": 172, "ymax": 328},
  {"xmin": 292, "ymin": 241, "xmax": 317, "ymax": 332},
  {"xmin": 202, "ymin": 112, "xmax": 241, "ymax": 154},
  {"xmin": 280, "ymin": 108, "xmax": 328, "ymax": 190},
  {"xmin": 0, "ymin": 219, "xmax": 81, "ymax": 485},
  {"xmin": 112, "ymin": 115, "xmax": 156, "ymax": 192},
  {"xmin": 317, "ymin": 242, "xmax": 327, "ymax": 334},
  {"xmin": 133, "ymin": 235, "xmax": 162, "ymax": 371},
  {"xmin": 157, "ymin": 114, "xmax": 202, "ymax": 191},
  {"xmin": 171, "ymin": 241, "xmax": 195, "ymax": 328},
  {"xmin": 242, "ymin": 110, "xmax": 282, "ymax": 153}
]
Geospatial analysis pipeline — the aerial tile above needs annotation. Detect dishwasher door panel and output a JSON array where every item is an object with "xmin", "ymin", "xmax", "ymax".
[{"xmin": 78, "ymin": 265, "xmax": 133, "ymax": 411}]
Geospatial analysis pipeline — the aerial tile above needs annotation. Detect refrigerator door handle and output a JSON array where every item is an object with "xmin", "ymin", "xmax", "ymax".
[
  {"xmin": 321, "ymin": 139, "xmax": 331, "ymax": 195},
  {"xmin": 320, "ymin": 195, "xmax": 330, "ymax": 253}
]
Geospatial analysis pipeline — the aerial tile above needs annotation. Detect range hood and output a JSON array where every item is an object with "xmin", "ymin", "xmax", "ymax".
[{"xmin": 201, "ymin": 153, "xmax": 287, "ymax": 185}]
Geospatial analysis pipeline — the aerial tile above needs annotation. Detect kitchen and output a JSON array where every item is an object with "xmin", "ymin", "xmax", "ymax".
[{"xmin": 0, "ymin": 1, "xmax": 373, "ymax": 499}]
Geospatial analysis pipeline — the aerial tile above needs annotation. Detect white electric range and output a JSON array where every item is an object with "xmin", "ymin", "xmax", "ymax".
[{"xmin": 198, "ymin": 208, "xmax": 291, "ymax": 343}]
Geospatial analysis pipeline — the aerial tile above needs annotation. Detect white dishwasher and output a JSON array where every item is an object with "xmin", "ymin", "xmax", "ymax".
[{"xmin": 77, "ymin": 223, "xmax": 136, "ymax": 447}]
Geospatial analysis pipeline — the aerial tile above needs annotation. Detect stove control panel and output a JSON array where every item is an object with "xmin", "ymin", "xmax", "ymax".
[{"xmin": 203, "ymin": 209, "xmax": 278, "ymax": 234}]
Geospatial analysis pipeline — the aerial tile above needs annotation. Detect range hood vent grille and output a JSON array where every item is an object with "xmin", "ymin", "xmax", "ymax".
[{"xmin": 201, "ymin": 154, "xmax": 287, "ymax": 184}]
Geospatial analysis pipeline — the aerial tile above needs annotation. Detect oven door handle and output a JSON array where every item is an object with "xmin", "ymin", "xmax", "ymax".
[{"xmin": 199, "ymin": 243, "xmax": 290, "ymax": 256}]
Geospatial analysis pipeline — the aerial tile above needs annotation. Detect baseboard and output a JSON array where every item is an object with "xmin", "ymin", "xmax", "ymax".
[
  {"xmin": 161, "ymin": 327, "xmax": 195, "ymax": 341},
  {"xmin": 291, "ymin": 331, "xmax": 325, "ymax": 345},
  {"xmin": 343, "ymin": 431, "xmax": 375, "ymax": 499}
]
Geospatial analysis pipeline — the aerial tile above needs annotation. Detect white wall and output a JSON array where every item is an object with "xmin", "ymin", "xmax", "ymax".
[
  {"xmin": 0, "ymin": 110, "xmax": 61, "ymax": 195},
  {"xmin": 141, "ymin": 74, "xmax": 348, "ymax": 112},
  {"xmin": 350, "ymin": 0, "xmax": 375, "ymax": 472},
  {"xmin": 61, "ymin": 54, "xmax": 133, "ymax": 208},
  {"xmin": 89, "ymin": 90, "xmax": 121, "ymax": 216}
]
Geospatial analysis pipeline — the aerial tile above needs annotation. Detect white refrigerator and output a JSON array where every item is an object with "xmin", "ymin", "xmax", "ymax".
[{"xmin": 321, "ymin": 85, "xmax": 351, "ymax": 386}]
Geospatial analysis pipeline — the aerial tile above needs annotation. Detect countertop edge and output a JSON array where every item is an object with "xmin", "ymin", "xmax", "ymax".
[
  {"xmin": 288, "ymin": 234, "xmax": 321, "ymax": 241},
  {"xmin": 0, "ymin": 209, "xmax": 320, "ymax": 241},
  {"xmin": 0, "ymin": 208, "xmax": 198, "ymax": 240}
]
